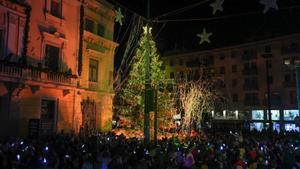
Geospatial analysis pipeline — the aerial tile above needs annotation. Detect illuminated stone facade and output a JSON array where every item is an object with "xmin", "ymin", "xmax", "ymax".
[
  {"xmin": 79, "ymin": 0, "xmax": 117, "ymax": 132},
  {"xmin": 0, "ymin": 0, "xmax": 117, "ymax": 137}
]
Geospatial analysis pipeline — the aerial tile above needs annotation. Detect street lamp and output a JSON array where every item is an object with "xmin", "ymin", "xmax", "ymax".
[{"xmin": 284, "ymin": 58, "xmax": 300, "ymax": 122}]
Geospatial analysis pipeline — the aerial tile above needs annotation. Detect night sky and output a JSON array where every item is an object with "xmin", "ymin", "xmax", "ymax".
[{"xmin": 110, "ymin": 0, "xmax": 300, "ymax": 68}]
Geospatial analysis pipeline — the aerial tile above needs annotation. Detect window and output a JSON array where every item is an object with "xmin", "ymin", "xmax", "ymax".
[
  {"xmin": 97, "ymin": 24, "xmax": 105, "ymax": 37},
  {"xmin": 169, "ymin": 60, "xmax": 174, "ymax": 66},
  {"xmin": 231, "ymin": 51, "xmax": 237, "ymax": 58},
  {"xmin": 290, "ymin": 91, "xmax": 297, "ymax": 104},
  {"xmin": 205, "ymin": 55, "xmax": 214, "ymax": 66},
  {"xmin": 284, "ymin": 110, "xmax": 299, "ymax": 121},
  {"xmin": 242, "ymin": 49, "xmax": 257, "ymax": 60},
  {"xmin": 266, "ymin": 110, "xmax": 280, "ymax": 120},
  {"xmin": 285, "ymin": 124, "xmax": 299, "ymax": 132},
  {"xmin": 250, "ymin": 122, "xmax": 264, "ymax": 131},
  {"xmin": 0, "ymin": 29, "xmax": 3, "ymax": 58},
  {"xmin": 251, "ymin": 110, "xmax": 264, "ymax": 120},
  {"xmin": 232, "ymin": 94, "xmax": 238, "ymax": 102},
  {"xmin": 232, "ymin": 79, "xmax": 237, "ymax": 87},
  {"xmin": 245, "ymin": 93, "xmax": 259, "ymax": 105},
  {"xmin": 267, "ymin": 60, "xmax": 272, "ymax": 68},
  {"xmin": 89, "ymin": 59, "xmax": 99, "ymax": 82},
  {"xmin": 50, "ymin": 0, "xmax": 62, "ymax": 18},
  {"xmin": 284, "ymin": 74, "xmax": 291, "ymax": 83},
  {"xmin": 45, "ymin": 44, "xmax": 60, "ymax": 71},
  {"xmin": 268, "ymin": 76, "xmax": 273, "ymax": 84},
  {"xmin": 180, "ymin": 71, "xmax": 184, "ymax": 79},
  {"xmin": 244, "ymin": 77, "xmax": 258, "ymax": 90},
  {"xmin": 264, "ymin": 45, "xmax": 272, "ymax": 53},
  {"xmin": 232, "ymin": 65, "xmax": 237, "ymax": 73},
  {"xmin": 85, "ymin": 18, "xmax": 94, "ymax": 33},
  {"xmin": 284, "ymin": 73, "xmax": 296, "ymax": 87},
  {"xmin": 219, "ymin": 53, "xmax": 225, "ymax": 60},
  {"xmin": 273, "ymin": 123, "xmax": 280, "ymax": 132},
  {"xmin": 170, "ymin": 72, "xmax": 174, "ymax": 79},
  {"xmin": 179, "ymin": 59, "xmax": 184, "ymax": 66},
  {"xmin": 219, "ymin": 80, "xmax": 226, "ymax": 88},
  {"xmin": 219, "ymin": 66, "xmax": 225, "ymax": 74}
]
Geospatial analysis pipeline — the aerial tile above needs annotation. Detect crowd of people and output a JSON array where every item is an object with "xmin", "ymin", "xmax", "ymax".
[{"xmin": 0, "ymin": 130, "xmax": 300, "ymax": 169}]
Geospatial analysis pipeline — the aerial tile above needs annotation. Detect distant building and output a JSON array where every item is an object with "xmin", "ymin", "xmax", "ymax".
[
  {"xmin": 163, "ymin": 34, "xmax": 300, "ymax": 132},
  {"xmin": 0, "ymin": 0, "xmax": 117, "ymax": 137}
]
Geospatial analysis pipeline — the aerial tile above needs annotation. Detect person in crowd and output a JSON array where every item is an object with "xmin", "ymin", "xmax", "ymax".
[{"xmin": 0, "ymin": 130, "xmax": 300, "ymax": 169}]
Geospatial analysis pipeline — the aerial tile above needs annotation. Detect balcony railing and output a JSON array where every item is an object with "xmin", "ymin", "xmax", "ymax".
[
  {"xmin": 0, "ymin": 62, "xmax": 77, "ymax": 86},
  {"xmin": 88, "ymin": 81, "xmax": 100, "ymax": 91}
]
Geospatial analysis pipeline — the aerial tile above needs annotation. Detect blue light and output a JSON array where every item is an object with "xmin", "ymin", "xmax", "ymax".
[
  {"xmin": 45, "ymin": 146, "xmax": 49, "ymax": 151},
  {"xmin": 43, "ymin": 158, "xmax": 47, "ymax": 164},
  {"xmin": 16, "ymin": 154, "xmax": 20, "ymax": 160}
]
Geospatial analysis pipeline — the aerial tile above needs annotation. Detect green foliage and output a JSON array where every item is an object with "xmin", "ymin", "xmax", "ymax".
[{"xmin": 116, "ymin": 26, "xmax": 172, "ymax": 128}]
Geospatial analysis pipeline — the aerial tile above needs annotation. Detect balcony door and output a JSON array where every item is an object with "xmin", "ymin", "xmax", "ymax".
[{"xmin": 45, "ymin": 44, "xmax": 60, "ymax": 72}]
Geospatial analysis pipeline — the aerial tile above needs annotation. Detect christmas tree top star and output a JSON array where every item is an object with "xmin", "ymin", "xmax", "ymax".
[
  {"xmin": 115, "ymin": 7, "xmax": 124, "ymax": 25},
  {"xmin": 210, "ymin": 0, "xmax": 224, "ymax": 15},
  {"xmin": 143, "ymin": 26, "xmax": 152, "ymax": 34},
  {"xmin": 197, "ymin": 28, "xmax": 213, "ymax": 45},
  {"xmin": 260, "ymin": 0, "xmax": 278, "ymax": 13}
]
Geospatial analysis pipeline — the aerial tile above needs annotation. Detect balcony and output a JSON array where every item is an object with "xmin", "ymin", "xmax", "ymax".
[
  {"xmin": 0, "ymin": 62, "xmax": 77, "ymax": 86},
  {"xmin": 88, "ymin": 81, "xmax": 100, "ymax": 91},
  {"xmin": 83, "ymin": 31, "xmax": 114, "ymax": 53}
]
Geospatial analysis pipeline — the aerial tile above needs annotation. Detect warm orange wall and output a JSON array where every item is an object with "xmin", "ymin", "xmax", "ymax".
[{"xmin": 26, "ymin": 0, "xmax": 80, "ymax": 73}]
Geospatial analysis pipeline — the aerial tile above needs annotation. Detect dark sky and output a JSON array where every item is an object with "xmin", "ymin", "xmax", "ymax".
[
  {"xmin": 110, "ymin": 0, "xmax": 300, "ymax": 68},
  {"xmin": 113, "ymin": 0, "xmax": 300, "ymax": 48}
]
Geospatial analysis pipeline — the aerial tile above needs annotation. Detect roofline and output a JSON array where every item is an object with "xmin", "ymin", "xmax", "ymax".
[{"xmin": 163, "ymin": 33, "xmax": 300, "ymax": 59}]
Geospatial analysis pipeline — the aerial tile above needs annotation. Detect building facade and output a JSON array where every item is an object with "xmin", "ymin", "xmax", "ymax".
[
  {"xmin": 79, "ymin": 0, "xmax": 117, "ymax": 132},
  {"xmin": 163, "ymin": 34, "xmax": 300, "ymax": 132},
  {"xmin": 0, "ymin": 0, "xmax": 117, "ymax": 137}
]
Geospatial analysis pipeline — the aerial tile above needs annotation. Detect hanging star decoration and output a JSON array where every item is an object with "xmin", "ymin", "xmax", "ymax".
[
  {"xmin": 260, "ymin": 0, "xmax": 278, "ymax": 14},
  {"xmin": 115, "ymin": 7, "xmax": 124, "ymax": 26},
  {"xmin": 210, "ymin": 0, "xmax": 224, "ymax": 15},
  {"xmin": 197, "ymin": 28, "xmax": 213, "ymax": 45}
]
